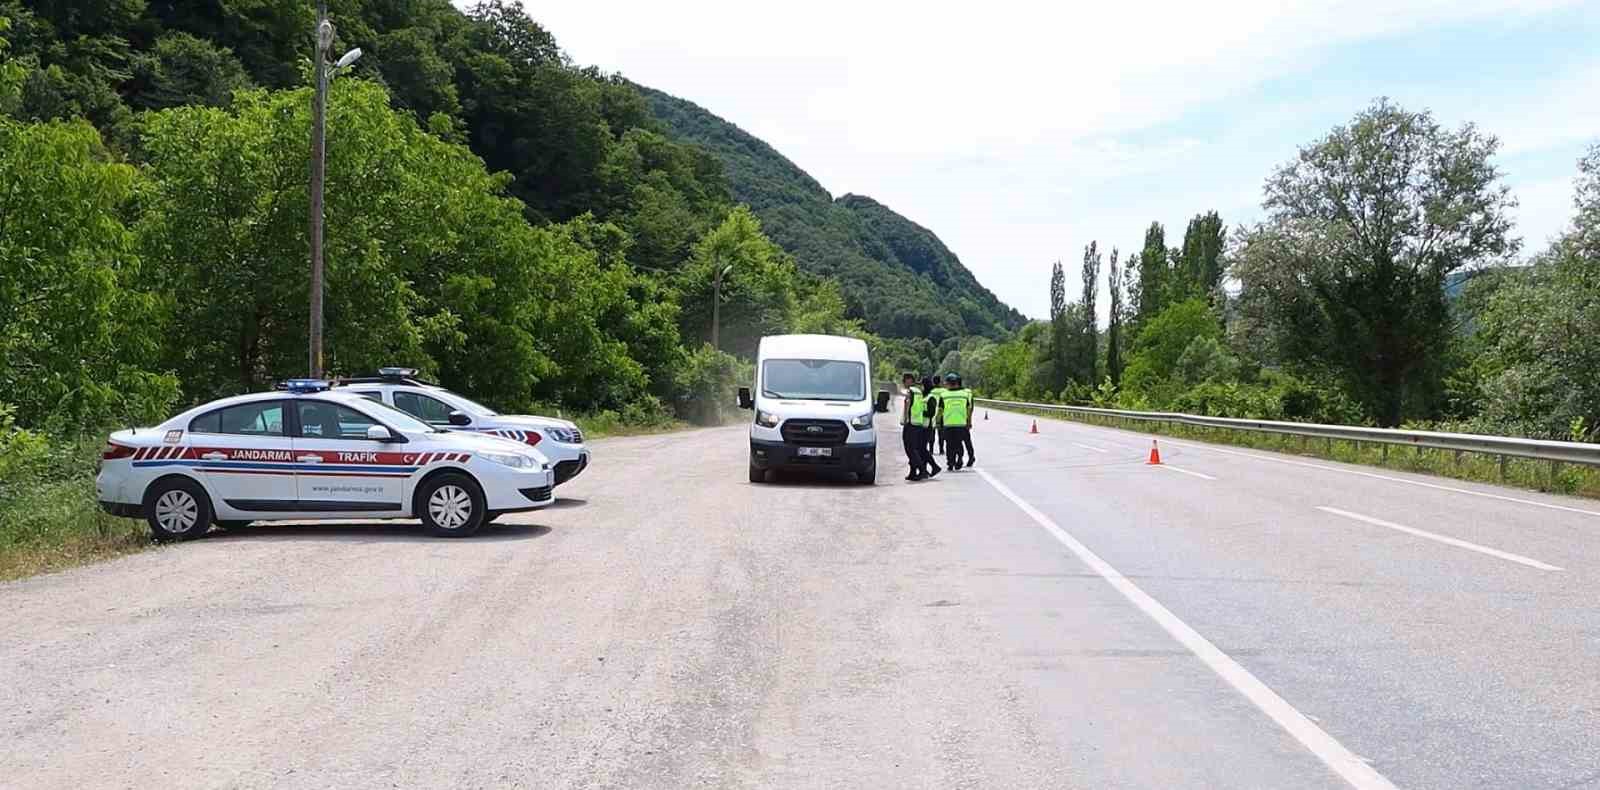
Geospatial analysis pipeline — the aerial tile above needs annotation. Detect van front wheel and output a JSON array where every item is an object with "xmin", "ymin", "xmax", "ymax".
[{"xmin": 748, "ymin": 460, "xmax": 766, "ymax": 484}]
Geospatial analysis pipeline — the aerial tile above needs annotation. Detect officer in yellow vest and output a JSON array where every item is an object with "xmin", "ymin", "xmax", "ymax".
[
  {"xmin": 941, "ymin": 372, "xmax": 976, "ymax": 470},
  {"xmin": 899, "ymin": 373, "xmax": 939, "ymax": 481},
  {"xmin": 929, "ymin": 376, "xmax": 949, "ymax": 457},
  {"xmin": 902, "ymin": 375, "xmax": 942, "ymax": 481}
]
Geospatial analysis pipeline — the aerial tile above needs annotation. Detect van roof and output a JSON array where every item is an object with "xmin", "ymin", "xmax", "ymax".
[{"xmin": 758, "ymin": 334, "xmax": 868, "ymax": 361}]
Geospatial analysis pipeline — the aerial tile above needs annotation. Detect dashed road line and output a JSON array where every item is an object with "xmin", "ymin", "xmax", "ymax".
[
  {"xmin": 1317, "ymin": 507, "xmax": 1563, "ymax": 571},
  {"xmin": 1156, "ymin": 464, "xmax": 1216, "ymax": 481}
]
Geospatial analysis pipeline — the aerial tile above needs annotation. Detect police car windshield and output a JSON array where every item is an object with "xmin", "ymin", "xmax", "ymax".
[
  {"xmin": 761, "ymin": 359, "xmax": 866, "ymax": 401},
  {"xmin": 352, "ymin": 398, "xmax": 444, "ymax": 433},
  {"xmin": 443, "ymin": 391, "xmax": 497, "ymax": 417}
]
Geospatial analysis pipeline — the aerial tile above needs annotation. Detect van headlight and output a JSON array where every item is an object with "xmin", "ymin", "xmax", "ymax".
[
  {"xmin": 480, "ymin": 450, "xmax": 538, "ymax": 469},
  {"xmin": 850, "ymin": 412, "xmax": 874, "ymax": 430},
  {"xmin": 755, "ymin": 410, "xmax": 780, "ymax": 428}
]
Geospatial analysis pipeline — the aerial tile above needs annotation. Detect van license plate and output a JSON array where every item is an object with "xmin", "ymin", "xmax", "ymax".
[{"xmin": 798, "ymin": 447, "xmax": 832, "ymax": 457}]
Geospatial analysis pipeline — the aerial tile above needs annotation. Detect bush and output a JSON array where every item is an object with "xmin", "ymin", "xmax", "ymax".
[
  {"xmin": 1172, "ymin": 380, "xmax": 1282, "ymax": 419},
  {"xmin": 673, "ymin": 343, "xmax": 750, "ymax": 426},
  {"xmin": 0, "ymin": 404, "xmax": 50, "ymax": 483},
  {"xmin": 0, "ymin": 413, "xmax": 149, "ymax": 581},
  {"xmin": 1167, "ymin": 370, "xmax": 1366, "ymax": 424}
]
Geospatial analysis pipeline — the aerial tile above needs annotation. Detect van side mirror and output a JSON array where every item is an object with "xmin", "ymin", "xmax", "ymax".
[
  {"xmin": 447, "ymin": 410, "xmax": 471, "ymax": 427},
  {"xmin": 736, "ymin": 387, "xmax": 754, "ymax": 410},
  {"xmin": 874, "ymin": 390, "xmax": 891, "ymax": 413}
]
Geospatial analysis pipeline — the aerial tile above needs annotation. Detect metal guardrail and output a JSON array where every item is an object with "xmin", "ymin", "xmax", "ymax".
[{"xmin": 977, "ymin": 398, "xmax": 1600, "ymax": 468}]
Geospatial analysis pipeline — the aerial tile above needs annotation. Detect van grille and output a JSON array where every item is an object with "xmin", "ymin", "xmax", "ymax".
[{"xmin": 781, "ymin": 419, "xmax": 849, "ymax": 446}]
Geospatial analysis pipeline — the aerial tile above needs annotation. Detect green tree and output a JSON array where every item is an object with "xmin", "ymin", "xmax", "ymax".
[
  {"xmin": 372, "ymin": 26, "xmax": 461, "ymax": 123},
  {"xmin": 138, "ymin": 84, "xmax": 420, "ymax": 396},
  {"xmin": 1137, "ymin": 222, "xmax": 1167, "ymax": 322},
  {"xmin": 1175, "ymin": 336, "xmax": 1240, "ymax": 385},
  {"xmin": 1078, "ymin": 241, "xmax": 1101, "ymax": 386},
  {"xmin": 0, "ymin": 118, "xmax": 175, "ymax": 425},
  {"xmin": 1177, "ymin": 211, "xmax": 1225, "ymax": 304},
  {"xmin": 1234, "ymin": 98, "xmax": 1516, "ymax": 426},
  {"xmin": 1467, "ymin": 143, "xmax": 1600, "ymax": 439},
  {"xmin": 1048, "ymin": 259, "xmax": 1068, "ymax": 390},
  {"xmin": 125, "ymin": 32, "xmax": 251, "ymax": 111},
  {"xmin": 1120, "ymin": 299, "xmax": 1222, "ymax": 406},
  {"xmin": 1106, "ymin": 247, "xmax": 1124, "ymax": 384},
  {"xmin": 676, "ymin": 206, "xmax": 801, "ymax": 360}
]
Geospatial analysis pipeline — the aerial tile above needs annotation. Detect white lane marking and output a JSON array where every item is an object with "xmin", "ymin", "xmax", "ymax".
[
  {"xmin": 976, "ymin": 468, "xmax": 1397, "ymax": 790},
  {"xmin": 1073, "ymin": 442, "xmax": 1108, "ymax": 453},
  {"xmin": 1156, "ymin": 464, "xmax": 1216, "ymax": 481},
  {"xmin": 1158, "ymin": 438, "xmax": 1600, "ymax": 520},
  {"xmin": 1316, "ymin": 507, "xmax": 1564, "ymax": 572}
]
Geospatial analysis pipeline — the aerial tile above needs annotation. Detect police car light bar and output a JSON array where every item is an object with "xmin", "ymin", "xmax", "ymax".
[
  {"xmin": 378, "ymin": 367, "xmax": 418, "ymax": 379},
  {"xmin": 278, "ymin": 379, "xmax": 332, "ymax": 393}
]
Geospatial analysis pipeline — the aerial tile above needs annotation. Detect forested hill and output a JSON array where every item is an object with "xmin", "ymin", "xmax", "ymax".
[{"xmin": 643, "ymin": 88, "xmax": 1026, "ymax": 341}]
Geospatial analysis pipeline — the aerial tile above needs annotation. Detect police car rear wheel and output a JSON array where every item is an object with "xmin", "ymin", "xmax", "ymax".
[
  {"xmin": 418, "ymin": 473, "xmax": 486, "ymax": 537},
  {"xmin": 144, "ymin": 478, "xmax": 212, "ymax": 542}
]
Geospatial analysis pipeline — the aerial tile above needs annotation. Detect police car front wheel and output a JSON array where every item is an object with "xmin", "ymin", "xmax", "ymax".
[
  {"xmin": 143, "ymin": 477, "xmax": 213, "ymax": 542},
  {"xmin": 417, "ymin": 473, "xmax": 487, "ymax": 537}
]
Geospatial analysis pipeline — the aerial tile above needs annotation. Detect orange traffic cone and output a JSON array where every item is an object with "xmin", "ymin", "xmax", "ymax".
[
  {"xmin": 1029, "ymin": 420, "xmax": 1039, "ymax": 434},
  {"xmin": 1147, "ymin": 440, "xmax": 1162, "ymax": 465}
]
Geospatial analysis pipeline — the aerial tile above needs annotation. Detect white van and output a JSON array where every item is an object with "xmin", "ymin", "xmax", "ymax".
[{"xmin": 737, "ymin": 334, "xmax": 891, "ymax": 484}]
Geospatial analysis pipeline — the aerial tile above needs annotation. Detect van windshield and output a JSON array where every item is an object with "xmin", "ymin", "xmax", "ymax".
[{"xmin": 761, "ymin": 359, "xmax": 866, "ymax": 401}]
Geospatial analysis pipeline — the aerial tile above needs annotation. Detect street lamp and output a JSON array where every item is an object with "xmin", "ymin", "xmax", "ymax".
[
  {"xmin": 307, "ymin": 0, "xmax": 362, "ymax": 378},
  {"xmin": 711, "ymin": 263, "xmax": 733, "ymax": 351}
]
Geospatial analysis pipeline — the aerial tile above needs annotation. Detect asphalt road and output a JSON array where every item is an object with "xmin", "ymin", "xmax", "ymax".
[{"xmin": 3, "ymin": 408, "xmax": 1598, "ymax": 789}]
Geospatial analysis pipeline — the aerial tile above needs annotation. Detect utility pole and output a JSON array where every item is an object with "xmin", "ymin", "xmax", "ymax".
[
  {"xmin": 711, "ymin": 263, "xmax": 731, "ymax": 350},
  {"xmin": 306, "ymin": 4, "xmax": 359, "ymax": 378},
  {"xmin": 308, "ymin": 0, "xmax": 330, "ymax": 378}
]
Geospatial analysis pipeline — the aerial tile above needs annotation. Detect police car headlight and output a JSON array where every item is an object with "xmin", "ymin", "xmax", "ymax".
[
  {"xmin": 755, "ymin": 410, "xmax": 780, "ymax": 428},
  {"xmin": 480, "ymin": 450, "xmax": 538, "ymax": 470},
  {"xmin": 849, "ymin": 412, "xmax": 874, "ymax": 430}
]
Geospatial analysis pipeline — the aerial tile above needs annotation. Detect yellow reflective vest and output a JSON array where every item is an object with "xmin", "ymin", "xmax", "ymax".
[
  {"xmin": 908, "ymin": 389, "xmax": 933, "ymax": 428},
  {"xmin": 942, "ymin": 388, "xmax": 973, "ymax": 427}
]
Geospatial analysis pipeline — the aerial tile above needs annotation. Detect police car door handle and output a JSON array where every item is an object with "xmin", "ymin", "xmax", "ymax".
[
  {"xmin": 297, "ymin": 455, "xmax": 323, "ymax": 463},
  {"xmin": 201, "ymin": 452, "xmax": 226, "ymax": 461}
]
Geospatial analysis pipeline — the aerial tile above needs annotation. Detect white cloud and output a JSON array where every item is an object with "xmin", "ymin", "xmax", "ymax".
[{"xmin": 512, "ymin": 0, "xmax": 1591, "ymax": 319}]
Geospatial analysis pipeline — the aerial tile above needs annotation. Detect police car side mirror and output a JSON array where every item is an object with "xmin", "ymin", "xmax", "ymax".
[
  {"xmin": 736, "ymin": 387, "xmax": 754, "ymax": 410},
  {"xmin": 874, "ymin": 390, "xmax": 891, "ymax": 413},
  {"xmin": 366, "ymin": 425, "xmax": 396, "ymax": 442},
  {"xmin": 447, "ymin": 410, "xmax": 471, "ymax": 427}
]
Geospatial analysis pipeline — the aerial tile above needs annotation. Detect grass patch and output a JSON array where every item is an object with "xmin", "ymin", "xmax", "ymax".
[
  {"xmin": 999, "ymin": 405, "xmax": 1600, "ymax": 500},
  {"xmin": 573, "ymin": 412, "xmax": 689, "ymax": 439},
  {"xmin": 0, "ymin": 434, "xmax": 151, "ymax": 582}
]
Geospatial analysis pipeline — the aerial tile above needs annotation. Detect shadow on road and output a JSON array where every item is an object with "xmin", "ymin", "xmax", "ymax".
[
  {"xmin": 198, "ymin": 522, "xmax": 553, "ymax": 543},
  {"xmin": 545, "ymin": 497, "xmax": 588, "ymax": 509},
  {"xmin": 759, "ymin": 470, "xmax": 878, "ymax": 489}
]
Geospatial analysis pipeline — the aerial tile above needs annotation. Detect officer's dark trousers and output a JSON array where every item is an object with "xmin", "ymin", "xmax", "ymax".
[
  {"xmin": 945, "ymin": 426, "xmax": 972, "ymax": 466},
  {"xmin": 901, "ymin": 425, "xmax": 928, "ymax": 474}
]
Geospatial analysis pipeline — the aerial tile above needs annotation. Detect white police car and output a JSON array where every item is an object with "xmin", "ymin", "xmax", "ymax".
[
  {"xmin": 332, "ymin": 369, "xmax": 591, "ymax": 486},
  {"xmin": 96, "ymin": 380, "xmax": 556, "ymax": 540}
]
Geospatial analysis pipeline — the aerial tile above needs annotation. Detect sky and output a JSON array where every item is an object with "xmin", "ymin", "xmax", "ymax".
[{"xmin": 521, "ymin": 0, "xmax": 1600, "ymax": 320}]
